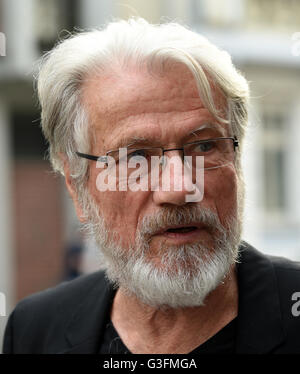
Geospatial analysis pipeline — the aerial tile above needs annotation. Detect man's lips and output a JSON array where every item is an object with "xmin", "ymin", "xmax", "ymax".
[
  {"xmin": 153, "ymin": 224, "xmax": 207, "ymax": 236},
  {"xmin": 145, "ymin": 223, "xmax": 211, "ymax": 245}
]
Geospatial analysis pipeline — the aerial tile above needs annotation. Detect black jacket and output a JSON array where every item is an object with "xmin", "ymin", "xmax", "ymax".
[{"xmin": 2, "ymin": 242, "xmax": 300, "ymax": 354}]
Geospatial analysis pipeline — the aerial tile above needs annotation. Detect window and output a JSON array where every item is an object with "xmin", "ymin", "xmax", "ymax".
[{"xmin": 261, "ymin": 107, "xmax": 287, "ymax": 216}]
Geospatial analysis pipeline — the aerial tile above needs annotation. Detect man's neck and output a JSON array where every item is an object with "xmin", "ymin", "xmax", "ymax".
[{"xmin": 110, "ymin": 266, "xmax": 238, "ymax": 354}]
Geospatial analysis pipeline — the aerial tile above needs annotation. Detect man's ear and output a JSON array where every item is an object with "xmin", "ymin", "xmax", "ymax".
[{"xmin": 61, "ymin": 155, "xmax": 86, "ymax": 223}]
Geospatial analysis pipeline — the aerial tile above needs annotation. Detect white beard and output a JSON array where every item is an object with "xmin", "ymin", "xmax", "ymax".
[{"xmin": 83, "ymin": 198, "xmax": 241, "ymax": 309}]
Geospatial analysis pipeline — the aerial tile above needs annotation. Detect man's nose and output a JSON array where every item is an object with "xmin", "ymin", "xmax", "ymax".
[{"xmin": 152, "ymin": 151, "xmax": 196, "ymax": 206}]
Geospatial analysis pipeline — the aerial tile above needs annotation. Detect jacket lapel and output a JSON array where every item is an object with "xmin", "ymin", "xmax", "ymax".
[
  {"xmin": 61, "ymin": 273, "xmax": 116, "ymax": 354},
  {"xmin": 235, "ymin": 242, "xmax": 285, "ymax": 353}
]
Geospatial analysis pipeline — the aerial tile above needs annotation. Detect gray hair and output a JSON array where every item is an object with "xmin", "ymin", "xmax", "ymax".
[{"xmin": 37, "ymin": 17, "xmax": 249, "ymax": 198}]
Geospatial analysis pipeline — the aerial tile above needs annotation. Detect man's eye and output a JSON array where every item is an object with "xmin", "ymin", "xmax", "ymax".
[
  {"xmin": 127, "ymin": 149, "xmax": 148, "ymax": 160},
  {"xmin": 194, "ymin": 141, "xmax": 215, "ymax": 153}
]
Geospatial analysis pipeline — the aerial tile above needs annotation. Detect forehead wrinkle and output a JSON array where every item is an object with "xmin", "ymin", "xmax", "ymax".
[
  {"xmin": 105, "ymin": 105, "xmax": 211, "ymax": 132},
  {"xmin": 83, "ymin": 77, "xmax": 205, "ymax": 127},
  {"xmin": 95, "ymin": 97, "xmax": 205, "ymax": 129}
]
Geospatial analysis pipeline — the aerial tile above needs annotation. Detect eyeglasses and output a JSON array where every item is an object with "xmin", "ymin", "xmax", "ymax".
[{"xmin": 76, "ymin": 137, "xmax": 238, "ymax": 180}]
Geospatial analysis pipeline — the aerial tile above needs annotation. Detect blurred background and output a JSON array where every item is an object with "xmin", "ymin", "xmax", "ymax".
[{"xmin": 1, "ymin": 0, "xmax": 300, "ymax": 350}]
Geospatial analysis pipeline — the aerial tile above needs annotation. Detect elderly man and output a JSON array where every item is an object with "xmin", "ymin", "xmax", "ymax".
[{"xmin": 3, "ymin": 18, "xmax": 300, "ymax": 354}]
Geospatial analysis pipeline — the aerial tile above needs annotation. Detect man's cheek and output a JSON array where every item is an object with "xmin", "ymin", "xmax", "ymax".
[
  {"xmin": 209, "ymin": 168, "xmax": 238, "ymax": 219},
  {"xmin": 204, "ymin": 167, "xmax": 236, "ymax": 198}
]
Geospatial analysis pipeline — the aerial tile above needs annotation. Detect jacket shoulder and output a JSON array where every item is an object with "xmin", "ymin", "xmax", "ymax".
[
  {"xmin": 241, "ymin": 241, "xmax": 300, "ymax": 296},
  {"xmin": 15, "ymin": 270, "xmax": 107, "ymax": 313},
  {"xmin": 240, "ymin": 241, "xmax": 300, "ymax": 276},
  {"xmin": 2, "ymin": 271, "xmax": 108, "ymax": 353},
  {"xmin": 265, "ymin": 251, "xmax": 300, "ymax": 290}
]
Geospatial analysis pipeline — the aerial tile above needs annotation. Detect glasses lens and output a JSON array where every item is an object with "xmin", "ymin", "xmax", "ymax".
[
  {"xmin": 102, "ymin": 139, "xmax": 235, "ymax": 183},
  {"xmin": 109, "ymin": 148, "xmax": 163, "ymax": 181},
  {"xmin": 184, "ymin": 139, "xmax": 235, "ymax": 169}
]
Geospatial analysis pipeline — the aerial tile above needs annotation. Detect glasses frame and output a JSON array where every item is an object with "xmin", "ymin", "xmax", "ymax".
[{"xmin": 76, "ymin": 137, "xmax": 239, "ymax": 166}]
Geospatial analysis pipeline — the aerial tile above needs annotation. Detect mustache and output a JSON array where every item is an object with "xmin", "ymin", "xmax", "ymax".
[{"xmin": 137, "ymin": 205, "xmax": 223, "ymax": 240}]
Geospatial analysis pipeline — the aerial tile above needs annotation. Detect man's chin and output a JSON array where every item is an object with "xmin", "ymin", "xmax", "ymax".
[{"xmin": 102, "ymin": 244, "xmax": 235, "ymax": 309}]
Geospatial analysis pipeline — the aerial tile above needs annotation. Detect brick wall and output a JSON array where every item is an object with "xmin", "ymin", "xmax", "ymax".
[{"xmin": 14, "ymin": 161, "xmax": 65, "ymax": 301}]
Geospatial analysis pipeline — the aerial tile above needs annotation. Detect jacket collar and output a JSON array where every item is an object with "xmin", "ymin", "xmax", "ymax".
[{"xmin": 61, "ymin": 242, "xmax": 285, "ymax": 354}]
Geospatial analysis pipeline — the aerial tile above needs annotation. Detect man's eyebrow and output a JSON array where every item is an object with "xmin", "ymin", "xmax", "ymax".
[
  {"xmin": 112, "ymin": 135, "xmax": 152, "ymax": 149},
  {"xmin": 189, "ymin": 123, "xmax": 226, "ymax": 137},
  {"xmin": 110, "ymin": 123, "xmax": 225, "ymax": 150}
]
